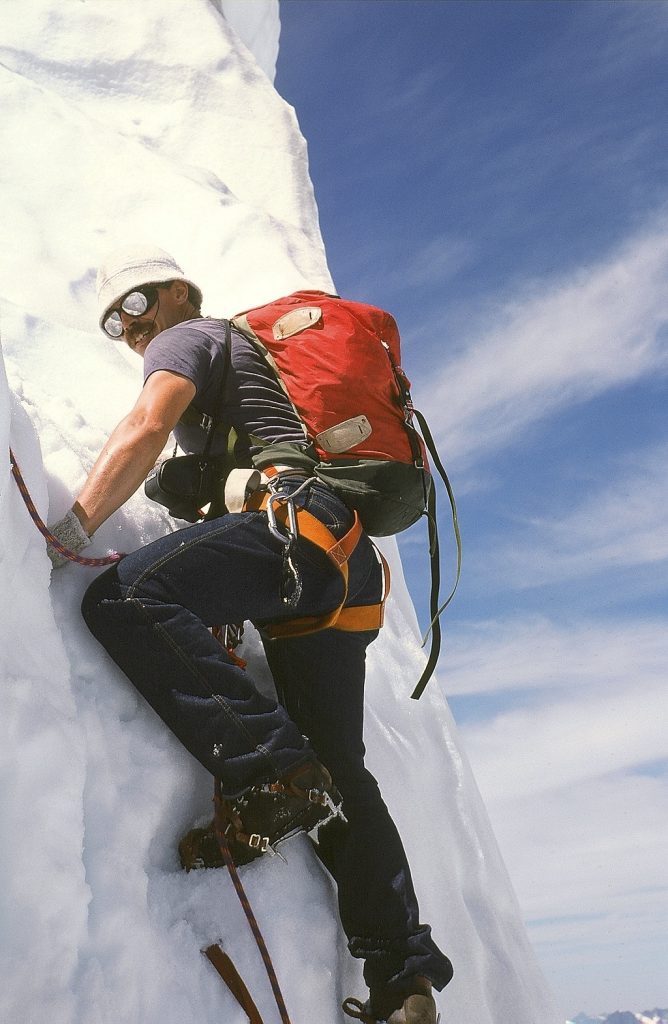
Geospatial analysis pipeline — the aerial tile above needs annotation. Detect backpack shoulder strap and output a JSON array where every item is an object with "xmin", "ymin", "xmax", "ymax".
[{"xmin": 177, "ymin": 318, "xmax": 232, "ymax": 445}]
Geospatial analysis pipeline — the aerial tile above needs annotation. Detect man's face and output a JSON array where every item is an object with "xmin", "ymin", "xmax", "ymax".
[{"xmin": 112, "ymin": 281, "xmax": 191, "ymax": 355}]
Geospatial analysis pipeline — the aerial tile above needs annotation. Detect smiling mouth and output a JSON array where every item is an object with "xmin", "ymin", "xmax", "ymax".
[{"xmin": 128, "ymin": 323, "xmax": 152, "ymax": 348}]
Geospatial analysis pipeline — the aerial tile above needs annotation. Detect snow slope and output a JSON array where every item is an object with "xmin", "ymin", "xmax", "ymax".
[{"xmin": 0, "ymin": 2, "xmax": 559, "ymax": 1022}]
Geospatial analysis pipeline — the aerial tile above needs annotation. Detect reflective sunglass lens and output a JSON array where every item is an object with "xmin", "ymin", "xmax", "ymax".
[
  {"xmin": 121, "ymin": 290, "xmax": 151, "ymax": 316},
  {"xmin": 103, "ymin": 285, "xmax": 158, "ymax": 338},
  {"xmin": 104, "ymin": 311, "xmax": 124, "ymax": 338}
]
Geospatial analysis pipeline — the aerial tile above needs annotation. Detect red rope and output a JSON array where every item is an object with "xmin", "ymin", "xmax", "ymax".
[
  {"xmin": 213, "ymin": 778, "xmax": 293, "ymax": 1024},
  {"xmin": 8, "ymin": 448, "xmax": 124, "ymax": 567},
  {"xmin": 10, "ymin": 446, "xmax": 294, "ymax": 1017}
]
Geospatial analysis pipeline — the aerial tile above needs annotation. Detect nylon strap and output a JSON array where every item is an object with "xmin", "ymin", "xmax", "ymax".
[
  {"xmin": 177, "ymin": 319, "xmax": 232, "ymax": 438},
  {"xmin": 335, "ymin": 551, "xmax": 390, "ymax": 632},
  {"xmin": 213, "ymin": 780, "xmax": 293, "ymax": 1024},
  {"xmin": 245, "ymin": 483, "xmax": 389, "ymax": 637},
  {"xmin": 203, "ymin": 944, "xmax": 264, "ymax": 1024},
  {"xmin": 410, "ymin": 408, "xmax": 462, "ymax": 700},
  {"xmin": 410, "ymin": 482, "xmax": 443, "ymax": 700}
]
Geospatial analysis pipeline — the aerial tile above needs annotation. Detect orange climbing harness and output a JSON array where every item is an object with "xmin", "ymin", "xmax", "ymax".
[{"xmin": 244, "ymin": 471, "xmax": 390, "ymax": 640}]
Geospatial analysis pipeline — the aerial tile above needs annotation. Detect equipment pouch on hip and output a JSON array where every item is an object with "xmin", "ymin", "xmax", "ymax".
[{"xmin": 145, "ymin": 455, "xmax": 222, "ymax": 523}]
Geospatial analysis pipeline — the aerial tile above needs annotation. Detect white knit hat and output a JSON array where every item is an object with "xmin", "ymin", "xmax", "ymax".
[{"xmin": 96, "ymin": 243, "xmax": 203, "ymax": 331}]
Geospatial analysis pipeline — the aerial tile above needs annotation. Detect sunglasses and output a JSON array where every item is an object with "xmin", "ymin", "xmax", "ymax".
[{"xmin": 103, "ymin": 284, "xmax": 159, "ymax": 338}]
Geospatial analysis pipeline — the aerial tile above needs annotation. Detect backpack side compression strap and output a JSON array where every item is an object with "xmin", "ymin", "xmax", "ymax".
[
  {"xmin": 411, "ymin": 482, "xmax": 443, "ymax": 700},
  {"xmin": 410, "ymin": 408, "xmax": 462, "ymax": 700}
]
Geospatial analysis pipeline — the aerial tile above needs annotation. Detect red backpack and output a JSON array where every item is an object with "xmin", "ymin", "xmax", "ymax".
[
  {"xmin": 232, "ymin": 291, "xmax": 460, "ymax": 697},
  {"xmin": 233, "ymin": 291, "xmax": 428, "ymax": 533}
]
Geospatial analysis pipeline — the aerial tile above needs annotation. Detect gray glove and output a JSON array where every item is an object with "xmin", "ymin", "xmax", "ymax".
[{"xmin": 47, "ymin": 510, "xmax": 91, "ymax": 568}]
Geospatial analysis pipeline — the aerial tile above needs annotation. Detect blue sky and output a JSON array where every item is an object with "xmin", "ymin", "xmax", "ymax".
[{"xmin": 276, "ymin": 1, "xmax": 668, "ymax": 1017}]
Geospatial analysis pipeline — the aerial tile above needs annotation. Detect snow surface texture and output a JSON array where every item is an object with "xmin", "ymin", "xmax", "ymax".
[{"xmin": 0, "ymin": 2, "xmax": 559, "ymax": 1022}]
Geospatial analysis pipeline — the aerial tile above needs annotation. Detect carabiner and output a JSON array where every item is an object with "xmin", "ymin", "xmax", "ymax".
[{"xmin": 266, "ymin": 491, "xmax": 300, "ymax": 546}]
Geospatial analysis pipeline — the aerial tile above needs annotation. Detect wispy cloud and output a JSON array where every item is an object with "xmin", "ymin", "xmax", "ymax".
[
  {"xmin": 472, "ymin": 758, "xmax": 668, "ymax": 1012},
  {"xmin": 418, "ymin": 221, "xmax": 668, "ymax": 468},
  {"xmin": 467, "ymin": 440, "xmax": 668, "ymax": 590},
  {"xmin": 444, "ymin": 615, "xmax": 668, "ymax": 698},
  {"xmin": 580, "ymin": 0, "xmax": 668, "ymax": 84},
  {"xmin": 491, "ymin": 772, "xmax": 668, "ymax": 921},
  {"xmin": 460, "ymin": 678, "xmax": 667, "ymax": 801},
  {"xmin": 387, "ymin": 232, "xmax": 476, "ymax": 290},
  {"xmin": 446, "ymin": 610, "xmax": 668, "ymax": 1009}
]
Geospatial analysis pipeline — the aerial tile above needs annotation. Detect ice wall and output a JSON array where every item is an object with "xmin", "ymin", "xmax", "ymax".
[
  {"xmin": 217, "ymin": 0, "xmax": 281, "ymax": 81},
  {"xmin": 0, "ymin": 3, "xmax": 559, "ymax": 1022}
]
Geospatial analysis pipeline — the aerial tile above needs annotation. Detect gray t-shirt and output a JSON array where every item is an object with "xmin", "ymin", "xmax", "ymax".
[{"xmin": 143, "ymin": 317, "xmax": 306, "ymax": 462}]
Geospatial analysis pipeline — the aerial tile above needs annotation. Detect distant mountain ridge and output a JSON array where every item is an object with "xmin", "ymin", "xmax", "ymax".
[{"xmin": 567, "ymin": 1010, "xmax": 668, "ymax": 1024}]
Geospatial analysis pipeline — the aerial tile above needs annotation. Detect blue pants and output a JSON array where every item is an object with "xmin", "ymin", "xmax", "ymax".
[{"xmin": 81, "ymin": 479, "xmax": 453, "ymax": 1000}]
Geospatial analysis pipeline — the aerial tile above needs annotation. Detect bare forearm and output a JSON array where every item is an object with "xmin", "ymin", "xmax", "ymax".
[
  {"xmin": 68, "ymin": 369, "xmax": 196, "ymax": 537},
  {"xmin": 74, "ymin": 417, "xmax": 170, "ymax": 535}
]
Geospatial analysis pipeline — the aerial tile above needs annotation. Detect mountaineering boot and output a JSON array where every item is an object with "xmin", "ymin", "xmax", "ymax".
[
  {"xmin": 387, "ymin": 993, "xmax": 439, "ymax": 1024},
  {"xmin": 179, "ymin": 757, "xmax": 345, "ymax": 870},
  {"xmin": 278, "ymin": 757, "xmax": 337, "ymax": 804},
  {"xmin": 342, "ymin": 977, "xmax": 439, "ymax": 1024},
  {"xmin": 273, "ymin": 756, "xmax": 346, "ymax": 835}
]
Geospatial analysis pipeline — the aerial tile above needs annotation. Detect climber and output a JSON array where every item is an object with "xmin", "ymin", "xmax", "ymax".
[{"xmin": 47, "ymin": 243, "xmax": 453, "ymax": 1023}]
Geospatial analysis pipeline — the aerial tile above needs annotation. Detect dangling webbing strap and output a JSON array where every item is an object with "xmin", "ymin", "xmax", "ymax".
[
  {"xmin": 245, "ymin": 482, "xmax": 390, "ymax": 638},
  {"xmin": 213, "ymin": 779, "xmax": 292, "ymax": 1024},
  {"xmin": 410, "ymin": 409, "xmax": 462, "ymax": 700},
  {"xmin": 203, "ymin": 944, "xmax": 264, "ymax": 1024}
]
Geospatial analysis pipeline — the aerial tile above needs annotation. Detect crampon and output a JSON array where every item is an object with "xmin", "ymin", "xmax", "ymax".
[{"xmin": 179, "ymin": 760, "xmax": 346, "ymax": 869}]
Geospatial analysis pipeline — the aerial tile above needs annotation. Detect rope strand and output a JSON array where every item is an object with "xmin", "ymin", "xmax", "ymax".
[
  {"xmin": 8, "ymin": 448, "xmax": 124, "ymax": 567},
  {"xmin": 11, "ymin": 445, "xmax": 291, "ymax": 1018},
  {"xmin": 214, "ymin": 779, "xmax": 293, "ymax": 1024}
]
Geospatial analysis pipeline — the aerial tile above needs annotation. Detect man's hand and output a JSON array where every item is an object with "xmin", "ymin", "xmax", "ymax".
[{"xmin": 47, "ymin": 509, "xmax": 91, "ymax": 568}]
